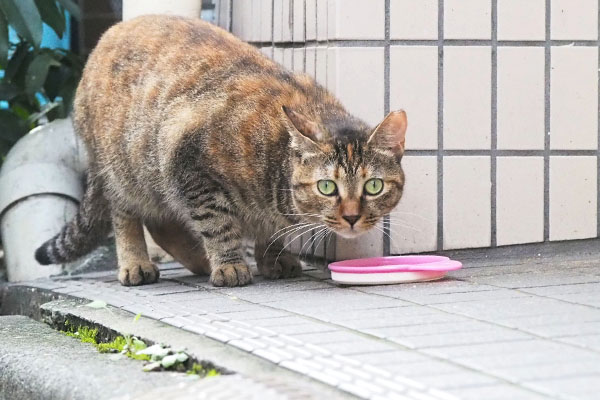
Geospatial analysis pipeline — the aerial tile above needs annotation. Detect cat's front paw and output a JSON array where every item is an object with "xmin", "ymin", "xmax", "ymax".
[
  {"xmin": 257, "ymin": 252, "xmax": 302, "ymax": 280},
  {"xmin": 210, "ymin": 263, "xmax": 253, "ymax": 287},
  {"xmin": 118, "ymin": 260, "xmax": 160, "ymax": 286}
]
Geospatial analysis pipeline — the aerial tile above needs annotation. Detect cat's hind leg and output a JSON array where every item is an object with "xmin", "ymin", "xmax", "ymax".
[
  {"xmin": 254, "ymin": 239, "xmax": 302, "ymax": 279},
  {"xmin": 113, "ymin": 211, "xmax": 160, "ymax": 286},
  {"xmin": 145, "ymin": 221, "xmax": 211, "ymax": 275}
]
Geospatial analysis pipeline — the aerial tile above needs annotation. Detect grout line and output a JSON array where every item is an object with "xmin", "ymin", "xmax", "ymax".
[
  {"xmin": 597, "ymin": 0, "xmax": 600, "ymax": 238},
  {"xmin": 491, "ymin": 0, "xmax": 498, "ymax": 248},
  {"xmin": 271, "ymin": 0, "xmax": 275, "ymax": 47},
  {"xmin": 543, "ymin": 0, "xmax": 551, "ymax": 241},
  {"xmin": 405, "ymin": 150, "xmax": 600, "ymax": 156},
  {"xmin": 228, "ymin": 0, "xmax": 233, "ymax": 32},
  {"xmin": 247, "ymin": 39, "xmax": 600, "ymax": 48},
  {"xmin": 310, "ymin": 0, "xmax": 320, "ymax": 258},
  {"xmin": 290, "ymin": 0, "xmax": 294, "ymax": 67},
  {"xmin": 437, "ymin": 0, "xmax": 445, "ymax": 251},
  {"xmin": 303, "ymin": 0, "xmax": 306, "ymax": 71},
  {"xmin": 383, "ymin": 0, "xmax": 391, "ymax": 256}
]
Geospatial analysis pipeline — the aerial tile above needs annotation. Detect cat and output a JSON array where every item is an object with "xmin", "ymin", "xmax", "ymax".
[{"xmin": 35, "ymin": 15, "xmax": 408, "ymax": 287}]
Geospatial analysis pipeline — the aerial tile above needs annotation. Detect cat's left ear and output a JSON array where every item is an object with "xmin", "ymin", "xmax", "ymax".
[
  {"xmin": 281, "ymin": 106, "xmax": 327, "ymax": 151},
  {"xmin": 367, "ymin": 110, "xmax": 407, "ymax": 156}
]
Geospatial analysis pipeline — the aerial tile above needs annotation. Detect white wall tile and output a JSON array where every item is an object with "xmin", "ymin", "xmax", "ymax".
[
  {"xmin": 550, "ymin": 47, "xmax": 598, "ymax": 150},
  {"xmin": 231, "ymin": 0, "xmax": 243, "ymax": 37},
  {"xmin": 327, "ymin": 47, "xmax": 385, "ymax": 126},
  {"xmin": 444, "ymin": 0, "xmax": 491, "ymax": 39},
  {"xmin": 260, "ymin": 46, "xmax": 273, "ymax": 59},
  {"xmin": 251, "ymin": 0, "xmax": 261, "ymax": 42},
  {"xmin": 497, "ymin": 0, "xmax": 545, "ymax": 41},
  {"xmin": 282, "ymin": 0, "xmax": 292, "ymax": 42},
  {"xmin": 390, "ymin": 156, "xmax": 438, "ymax": 254},
  {"xmin": 216, "ymin": 0, "xmax": 231, "ymax": 30},
  {"xmin": 305, "ymin": 46, "xmax": 316, "ymax": 77},
  {"xmin": 550, "ymin": 157, "xmax": 597, "ymax": 241},
  {"xmin": 273, "ymin": 47, "xmax": 284, "ymax": 64},
  {"xmin": 328, "ymin": 0, "xmax": 385, "ymax": 40},
  {"xmin": 443, "ymin": 157, "xmax": 491, "ymax": 250},
  {"xmin": 390, "ymin": 46, "xmax": 438, "ymax": 150},
  {"xmin": 551, "ymin": 0, "xmax": 598, "ymax": 40},
  {"xmin": 315, "ymin": 46, "xmax": 327, "ymax": 87},
  {"xmin": 261, "ymin": 0, "xmax": 273, "ymax": 42},
  {"xmin": 293, "ymin": 48, "xmax": 305, "ymax": 72},
  {"xmin": 293, "ymin": 0, "xmax": 305, "ymax": 42},
  {"xmin": 336, "ymin": 224, "xmax": 384, "ymax": 259},
  {"xmin": 444, "ymin": 46, "xmax": 491, "ymax": 150},
  {"xmin": 305, "ymin": 0, "xmax": 317, "ymax": 41},
  {"xmin": 390, "ymin": 0, "xmax": 438, "ymax": 40},
  {"xmin": 496, "ymin": 157, "xmax": 544, "ymax": 246},
  {"xmin": 316, "ymin": 0, "xmax": 327, "ymax": 40},
  {"xmin": 273, "ymin": 0, "xmax": 283, "ymax": 42},
  {"xmin": 283, "ymin": 48, "xmax": 293, "ymax": 69},
  {"xmin": 241, "ymin": 0, "xmax": 253, "ymax": 41},
  {"xmin": 497, "ymin": 47, "xmax": 545, "ymax": 150}
]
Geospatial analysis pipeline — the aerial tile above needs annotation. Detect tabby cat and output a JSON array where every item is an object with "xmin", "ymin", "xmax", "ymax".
[{"xmin": 35, "ymin": 15, "xmax": 408, "ymax": 287}]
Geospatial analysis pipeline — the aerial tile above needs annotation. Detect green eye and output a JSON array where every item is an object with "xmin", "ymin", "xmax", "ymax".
[
  {"xmin": 364, "ymin": 178, "xmax": 384, "ymax": 195},
  {"xmin": 317, "ymin": 180, "xmax": 337, "ymax": 196}
]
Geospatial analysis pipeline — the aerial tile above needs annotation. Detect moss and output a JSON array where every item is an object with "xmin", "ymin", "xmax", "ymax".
[
  {"xmin": 187, "ymin": 363, "xmax": 220, "ymax": 378},
  {"xmin": 61, "ymin": 321, "xmax": 98, "ymax": 345},
  {"xmin": 60, "ymin": 322, "xmax": 210, "ymax": 376},
  {"xmin": 96, "ymin": 336, "xmax": 127, "ymax": 353}
]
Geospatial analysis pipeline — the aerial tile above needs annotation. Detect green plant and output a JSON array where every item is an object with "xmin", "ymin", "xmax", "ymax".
[
  {"xmin": 187, "ymin": 363, "xmax": 220, "ymax": 378},
  {"xmin": 0, "ymin": 0, "xmax": 82, "ymax": 164}
]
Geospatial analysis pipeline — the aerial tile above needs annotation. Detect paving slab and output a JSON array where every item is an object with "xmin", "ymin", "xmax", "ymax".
[
  {"xmin": 3, "ymin": 245, "xmax": 600, "ymax": 399},
  {"xmin": 0, "ymin": 316, "xmax": 282, "ymax": 400}
]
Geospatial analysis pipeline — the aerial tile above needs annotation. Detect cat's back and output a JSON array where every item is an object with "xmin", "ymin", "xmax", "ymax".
[{"xmin": 73, "ymin": 15, "xmax": 276, "ymax": 145}]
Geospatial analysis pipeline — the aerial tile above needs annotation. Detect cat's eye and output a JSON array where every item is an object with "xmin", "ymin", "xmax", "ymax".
[
  {"xmin": 317, "ymin": 180, "xmax": 337, "ymax": 196},
  {"xmin": 364, "ymin": 178, "xmax": 384, "ymax": 195}
]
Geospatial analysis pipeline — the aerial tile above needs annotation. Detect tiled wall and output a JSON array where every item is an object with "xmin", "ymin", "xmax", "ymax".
[{"xmin": 213, "ymin": 0, "xmax": 600, "ymax": 260}]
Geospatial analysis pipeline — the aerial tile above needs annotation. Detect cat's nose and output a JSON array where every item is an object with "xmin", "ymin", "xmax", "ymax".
[{"xmin": 342, "ymin": 215, "xmax": 361, "ymax": 227}]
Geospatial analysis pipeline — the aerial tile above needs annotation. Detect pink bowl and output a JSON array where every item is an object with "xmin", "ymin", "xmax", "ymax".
[{"xmin": 329, "ymin": 255, "xmax": 462, "ymax": 273}]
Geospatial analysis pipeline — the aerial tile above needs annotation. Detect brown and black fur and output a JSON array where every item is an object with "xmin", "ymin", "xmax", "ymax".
[{"xmin": 35, "ymin": 15, "xmax": 408, "ymax": 287}]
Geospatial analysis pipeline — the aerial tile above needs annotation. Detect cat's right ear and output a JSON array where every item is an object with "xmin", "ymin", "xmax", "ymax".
[{"xmin": 281, "ymin": 106, "xmax": 325, "ymax": 152}]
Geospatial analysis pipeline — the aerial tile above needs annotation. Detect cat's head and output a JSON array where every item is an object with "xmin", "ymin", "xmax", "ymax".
[{"xmin": 283, "ymin": 106, "xmax": 407, "ymax": 239}]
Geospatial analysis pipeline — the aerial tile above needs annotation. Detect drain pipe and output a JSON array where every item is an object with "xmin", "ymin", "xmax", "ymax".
[
  {"xmin": 0, "ymin": 119, "xmax": 87, "ymax": 281},
  {"xmin": 122, "ymin": 0, "xmax": 202, "ymax": 20}
]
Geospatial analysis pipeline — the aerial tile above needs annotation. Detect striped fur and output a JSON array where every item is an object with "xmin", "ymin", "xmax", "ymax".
[
  {"xmin": 34, "ymin": 16, "xmax": 407, "ymax": 287},
  {"xmin": 35, "ymin": 173, "xmax": 111, "ymax": 265}
]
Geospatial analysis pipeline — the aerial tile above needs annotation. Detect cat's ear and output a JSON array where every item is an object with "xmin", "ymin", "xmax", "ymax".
[
  {"xmin": 367, "ymin": 110, "xmax": 407, "ymax": 155},
  {"xmin": 282, "ymin": 106, "xmax": 326, "ymax": 150}
]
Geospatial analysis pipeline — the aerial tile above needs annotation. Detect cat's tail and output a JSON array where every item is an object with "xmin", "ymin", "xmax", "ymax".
[{"xmin": 35, "ymin": 173, "xmax": 111, "ymax": 265}]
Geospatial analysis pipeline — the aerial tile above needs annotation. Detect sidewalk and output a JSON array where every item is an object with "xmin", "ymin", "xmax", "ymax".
[{"xmin": 2, "ymin": 243, "xmax": 600, "ymax": 400}]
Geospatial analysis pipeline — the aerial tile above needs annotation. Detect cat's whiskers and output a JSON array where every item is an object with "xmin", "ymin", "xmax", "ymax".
[
  {"xmin": 263, "ymin": 222, "xmax": 320, "ymax": 257},
  {"xmin": 373, "ymin": 224, "xmax": 399, "ymax": 250},
  {"xmin": 300, "ymin": 226, "xmax": 329, "ymax": 256},
  {"xmin": 268, "ymin": 221, "xmax": 315, "ymax": 241},
  {"xmin": 273, "ymin": 224, "xmax": 326, "ymax": 266},
  {"xmin": 310, "ymin": 227, "xmax": 332, "ymax": 257},
  {"xmin": 283, "ymin": 212, "xmax": 322, "ymax": 218},
  {"xmin": 384, "ymin": 220, "xmax": 420, "ymax": 232}
]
